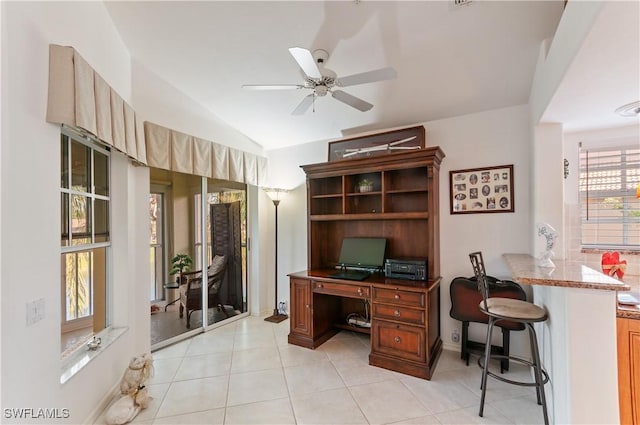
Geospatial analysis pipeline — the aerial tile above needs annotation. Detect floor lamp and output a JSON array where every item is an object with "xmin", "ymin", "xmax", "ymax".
[{"xmin": 263, "ymin": 188, "xmax": 289, "ymax": 323}]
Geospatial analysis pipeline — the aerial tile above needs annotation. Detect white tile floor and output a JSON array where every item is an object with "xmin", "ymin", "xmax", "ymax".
[{"xmin": 96, "ymin": 316, "xmax": 545, "ymax": 424}]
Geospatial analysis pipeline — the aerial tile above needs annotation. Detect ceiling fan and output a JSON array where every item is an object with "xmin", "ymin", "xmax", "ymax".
[{"xmin": 242, "ymin": 47, "xmax": 397, "ymax": 115}]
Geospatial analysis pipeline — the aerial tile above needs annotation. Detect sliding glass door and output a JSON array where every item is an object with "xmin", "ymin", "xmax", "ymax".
[
  {"xmin": 150, "ymin": 170, "xmax": 249, "ymax": 348},
  {"xmin": 194, "ymin": 180, "xmax": 248, "ymax": 325},
  {"xmin": 149, "ymin": 187, "xmax": 167, "ymax": 301}
]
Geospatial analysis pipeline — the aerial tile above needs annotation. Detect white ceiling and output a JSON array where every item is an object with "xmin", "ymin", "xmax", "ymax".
[
  {"xmin": 104, "ymin": 1, "xmax": 636, "ymax": 151},
  {"xmin": 541, "ymin": 1, "xmax": 640, "ymax": 133}
]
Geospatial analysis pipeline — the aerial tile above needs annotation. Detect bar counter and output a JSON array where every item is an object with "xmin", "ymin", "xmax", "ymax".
[
  {"xmin": 503, "ymin": 253, "xmax": 630, "ymax": 290},
  {"xmin": 501, "ymin": 253, "xmax": 622, "ymax": 425},
  {"xmin": 503, "ymin": 253, "xmax": 640, "ymax": 321}
]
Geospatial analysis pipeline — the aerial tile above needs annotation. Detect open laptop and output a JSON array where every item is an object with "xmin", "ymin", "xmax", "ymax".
[{"xmin": 329, "ymin": 237, "xmax": 386, "ymax": 281}]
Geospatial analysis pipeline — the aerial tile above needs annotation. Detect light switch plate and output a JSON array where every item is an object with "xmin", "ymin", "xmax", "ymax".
[{"xmin": 26, "ymin": 298, "xmax": 45, "ymax": 325}]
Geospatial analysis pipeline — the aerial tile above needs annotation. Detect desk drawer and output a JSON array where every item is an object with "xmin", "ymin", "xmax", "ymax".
[
  {"xmin": 372, "ymin": 320, "xmax": 425, "ymax": 363},
  {"xmin": 312, "ymin": 280, "xmax": 369, "ymax": 299},
  {"xmin": 372, "ymin": 287, "xmax": 425, "ymax": 307},
  {"xmin": 372, "ymin": 304, "xmax": 424, "ymax": 325}
]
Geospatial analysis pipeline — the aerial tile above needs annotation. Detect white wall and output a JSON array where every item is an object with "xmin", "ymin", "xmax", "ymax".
[
  {"xmin": 266, "ymin": 140, "xmax": 327, "ymax": 314},
  {"xmin": 529, "ymin": 0, "xmax": 604, "ymax": 126},
  {"xmin": 267, "ymin": 104, "xmax": 534, "ymax": 357},
  {"xmin": 532, "ymin": 123, "xmax": 564, "ymax": 258},
  {"xmin": 131, "ymin": 60, "xmax": 264, "ymax": 156},
  {"xmin": 1, "ymin": 2, "xmax": 150, "ymax": 423}
]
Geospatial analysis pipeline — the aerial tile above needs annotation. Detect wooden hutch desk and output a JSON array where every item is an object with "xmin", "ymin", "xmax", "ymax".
[
  {"xmin": 288, "ymin": 269, "xmax": 442, "ymax": 380},
  {"xmin": 288, "ymin": 142, "xmax": 445, "ymax": 380}
]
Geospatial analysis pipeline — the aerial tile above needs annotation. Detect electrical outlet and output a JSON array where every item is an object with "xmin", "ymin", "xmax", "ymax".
[{"xmin": 451, "ymin": 329, "xmax": 460, "ymax": 343}]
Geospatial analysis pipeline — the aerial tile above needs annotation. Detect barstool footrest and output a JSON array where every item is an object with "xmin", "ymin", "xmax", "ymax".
[{"xmin": 478, "ymin": 355, "xmax": 549, "ymax": 386}]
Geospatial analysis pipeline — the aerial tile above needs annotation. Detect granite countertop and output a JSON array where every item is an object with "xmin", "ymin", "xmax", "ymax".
[
  {"xmin": 503, "ymin": 253, "xmax": 640, "ymax": 320},
  {"xmin": 617, "ymin": 303, "xmax": 640, "ymax": 319},
  {"xmin": 503, "ymin": 253, "xmax": 630, "ymax": 291}
]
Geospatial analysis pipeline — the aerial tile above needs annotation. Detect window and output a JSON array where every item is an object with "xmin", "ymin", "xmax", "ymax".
[
  {"xmin": 60, "ymin": 127, "xmax": 111, "ymax": 354},
  {"xmin": 579, "ymin": 143, "xmax": 640, "ymax": 251}
]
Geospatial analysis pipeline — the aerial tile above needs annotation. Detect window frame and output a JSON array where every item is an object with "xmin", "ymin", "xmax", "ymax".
[
  {"xmin": 579, "ymin": 142, "xmax": 640, "ymax": 252},
  {"xmin": 60, "ymin": 126, "xmax": 112, "ymax": 340}
]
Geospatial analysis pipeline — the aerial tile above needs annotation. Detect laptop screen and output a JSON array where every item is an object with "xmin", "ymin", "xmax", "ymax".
[{"xmin": 337, "ymin": 237, "xmax": 386, "ymax": 269}]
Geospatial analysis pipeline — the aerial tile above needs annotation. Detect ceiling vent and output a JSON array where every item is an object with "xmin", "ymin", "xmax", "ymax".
[{"xmin": 451, "ymin": 0, "xmax": 472, "ymax": 8}]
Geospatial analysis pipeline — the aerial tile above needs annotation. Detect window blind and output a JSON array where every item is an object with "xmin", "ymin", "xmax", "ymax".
[{"xmin": 579, "ymin": 144, "xmax": 640, "ymax": 250}]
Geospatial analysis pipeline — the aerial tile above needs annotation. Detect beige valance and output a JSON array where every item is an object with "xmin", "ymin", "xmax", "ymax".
[
  {"xmin": 144, "ymin": 122, "xmax": 267, "ymax": 186},
  {"xmin": 46, "ymin": 44, "xmax": 147, "ymax": 164}
]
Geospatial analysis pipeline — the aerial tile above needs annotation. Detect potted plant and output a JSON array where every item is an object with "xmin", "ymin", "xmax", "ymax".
[
  {"xmin": 170, "ymin": 254, "xmax": 192, "ymax": 283},
  {"xmin": 358, "ymin": 178, "xmax": 374, "ymax": 193}
]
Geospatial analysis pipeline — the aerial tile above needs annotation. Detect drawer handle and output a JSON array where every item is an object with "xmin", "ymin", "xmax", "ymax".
[
  {"xmin": 305, "ymin": 304, "xmax": 310, "ymax": 308},
  {"xmin": 394, "ymin": 310, "xmax": 401, "ymax": 317},
  {"xmin": 394, "ymin": 294, "xmax": 400, "ymax": 300},
  {"xmin": 394, "ymin": 336, "xmax": 401, "ymax": 344},
  {"xmin": 357, "ymin": 288, "xmax": 363, "ymax": 295},
  {"xmin": 317, "ymin": 283, "xmax": 323, "ymax": 288}
]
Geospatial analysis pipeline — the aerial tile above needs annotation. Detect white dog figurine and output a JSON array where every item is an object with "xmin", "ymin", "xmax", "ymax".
[
  {"xmin": 106, "ymin": 353, "xmax": 154, "ymax": 425},
  {"xmin": 119, "ymin": 353, "xmax": 153, "ymax": 395},
  {"xmin": 105, "ymin": 386, "xmax": 151, "ymax": 425}
]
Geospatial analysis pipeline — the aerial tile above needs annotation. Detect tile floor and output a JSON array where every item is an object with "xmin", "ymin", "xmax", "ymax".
[{"xmin": 96, "ymin": 316, "xmax": 545, "ymax": 424}]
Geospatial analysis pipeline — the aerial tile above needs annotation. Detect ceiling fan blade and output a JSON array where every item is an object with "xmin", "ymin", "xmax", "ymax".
[
  {"xmin": 242, "ymin": 84, "xmax": 305, "ymax": 90},
  {"xmin": 289, "ymin": 47, "xmax": 322, "ymax": 79},
  {"xmin": 335, "ymin": 67, "xmax": 397, "ymax": 87},
  {"xmin": 292, "ymin": 94, "xmax": 315, "ymax": 115},
  {"xmin": 331, "ymin": 90, "xmax": 373, "ymax": 112}
]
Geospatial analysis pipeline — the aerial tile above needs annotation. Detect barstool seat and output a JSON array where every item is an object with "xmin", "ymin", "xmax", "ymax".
[
  {"xmin": 469, "ymin": 251, "xmax": 550, "ymax": 425},
  {"xmin": 482, "ymin": 297, "xmax": 547, "ymax": 321}
]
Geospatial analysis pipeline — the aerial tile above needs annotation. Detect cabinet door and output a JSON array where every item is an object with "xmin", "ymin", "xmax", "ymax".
[
  {"xmin": 618, "ymin": 317, "xmax": 640, "ymax": 424},
  {"xmin": 290, "ymin": 278, "xmax": 312, "ymax": 337}
]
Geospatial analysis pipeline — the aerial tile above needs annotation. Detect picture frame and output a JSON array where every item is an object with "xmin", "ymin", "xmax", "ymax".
[
  {"xmin": 449, "ymin": 164, "xmax": 514, "ymax": 214},
  {"xmin": 328, "ymin": 125, "xmax": 425, "ymax": 161}
]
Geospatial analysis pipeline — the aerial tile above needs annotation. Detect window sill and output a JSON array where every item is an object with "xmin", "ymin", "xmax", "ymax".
[
  {"xmin": 60, "ymin": 326, "xmax": 127, "ymax": 384},
  {"xmin": 581, "ymin": 248, "xmax": 640, "ymax": 256}
]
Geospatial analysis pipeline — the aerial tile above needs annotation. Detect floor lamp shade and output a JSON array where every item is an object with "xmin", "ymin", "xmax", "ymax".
[{"xmin": 263, "ymin": 187, "xmax": 289, "ymax": 323}]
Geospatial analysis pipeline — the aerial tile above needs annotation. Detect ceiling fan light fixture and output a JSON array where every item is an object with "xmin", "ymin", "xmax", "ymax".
[
  {"xmin": 315, "ymin": 85, "xmax": 328, "ymax": 97},
  {"xmin": 615, "ymin": 101, "xmax": 640, "ymax": 117},
  {"xmin": 245, "ymin": 47, "xmax": 396, "ymax": 115}
]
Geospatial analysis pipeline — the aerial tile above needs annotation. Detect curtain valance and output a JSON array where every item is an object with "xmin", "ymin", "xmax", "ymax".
[
  {"xmin": 46, "ymin": 44, "xmax": 147, "ymax": 164},
  {"xmin": 144, "ymin": 121, "xmax": 267, "ymax": 186}
]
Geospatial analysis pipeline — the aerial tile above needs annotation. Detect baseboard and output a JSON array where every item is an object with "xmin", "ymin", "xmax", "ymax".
[
  {"xmin": 83, "ymin": 382, "xmax": 119, "ymax": 425},
  {"xmin": 441, "ymin": 341, "xmax": 460, "ymax": 352}
]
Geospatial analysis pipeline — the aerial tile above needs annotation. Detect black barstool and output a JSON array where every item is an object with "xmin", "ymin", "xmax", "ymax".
[{"xmin": 469, "ymin": 252, "xmax": 550, "ymax": 425}]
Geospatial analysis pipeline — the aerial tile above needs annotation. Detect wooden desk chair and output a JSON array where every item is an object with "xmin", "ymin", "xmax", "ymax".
[
  {"xmin": 179, "ymin": 255, "xmax": 229, "ymax": 328},
  {"xmin": 469, "ymin": 251, "xmax": 550, "ymax": 425}
]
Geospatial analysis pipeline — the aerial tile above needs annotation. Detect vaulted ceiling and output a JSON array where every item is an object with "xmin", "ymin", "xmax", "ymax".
[{"xmin": 104, "ymin": 1, "xmax": 637, "ymax": 150}]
